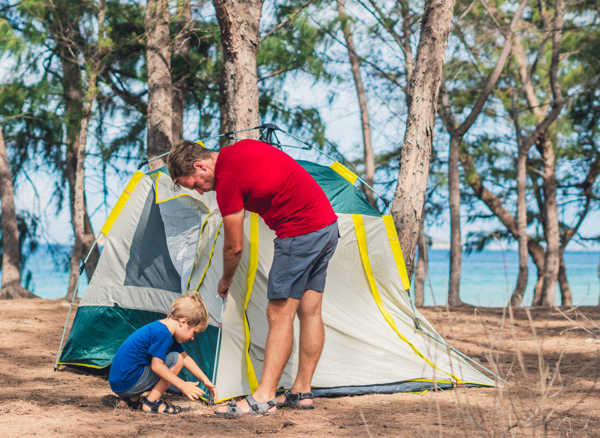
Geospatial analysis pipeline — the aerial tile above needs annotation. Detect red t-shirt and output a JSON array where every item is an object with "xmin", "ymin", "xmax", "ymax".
[{"xmin": 214, "ymin": 140, "xmax": 338, "ymax": 238}]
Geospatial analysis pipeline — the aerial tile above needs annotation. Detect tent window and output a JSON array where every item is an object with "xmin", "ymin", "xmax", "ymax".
[{"xmin": 124, "ymin": 187, "xmax": 182, "ymax": 293}]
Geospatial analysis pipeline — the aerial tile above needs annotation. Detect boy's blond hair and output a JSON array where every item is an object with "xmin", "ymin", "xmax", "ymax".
[{"xmin": 168, "ymin": 292, "xmax": 209, "ymax": 331}]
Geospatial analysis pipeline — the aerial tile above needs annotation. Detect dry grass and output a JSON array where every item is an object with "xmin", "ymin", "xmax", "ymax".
[
  {"xmin": 1, "ymin": 298, "xmax": 599, "ymax": 437},
  {"xmin": 424, "ymin": 305, "xmax": 600, "ymax": 437}
]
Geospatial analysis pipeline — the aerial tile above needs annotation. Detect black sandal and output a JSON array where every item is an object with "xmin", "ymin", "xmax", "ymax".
[
  {"xmin": 119, "ymin": 396, "xmax": 142, "ymax": 410},
  {"xmin": 277, "ymin": 389, "xmax": 314, "ymax": 410},
  {"xmin": 142, "ymin": 397, "xmax": 182, "ymax": 415}
]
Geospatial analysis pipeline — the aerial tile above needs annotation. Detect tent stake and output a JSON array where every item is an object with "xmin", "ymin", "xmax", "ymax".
[
  {"xmin": 54, "ymin": 234, "xmax": 102, "ymax": 371},
  {"xmin": 208, "ymin": 298, "xmax": 225, "ymax": 406}
]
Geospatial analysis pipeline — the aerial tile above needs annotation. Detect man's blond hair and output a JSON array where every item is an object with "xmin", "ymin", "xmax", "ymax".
[
  {"xmin": 168, "ymin": 292, "xmax": 209, "ymax": 331},
  {"xmin": 167, "ymin": 140, "xmax": 214, "ymax": 189}
]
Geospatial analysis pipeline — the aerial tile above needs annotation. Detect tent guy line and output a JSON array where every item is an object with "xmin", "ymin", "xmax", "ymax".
[{"xmin": 137, "ymin": 124, "xmax": 391, "ymax": 208}]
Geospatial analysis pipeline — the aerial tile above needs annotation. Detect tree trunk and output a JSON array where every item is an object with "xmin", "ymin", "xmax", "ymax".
[
  {"xmin": 0, "ymin": 126, "xmax": 36, "ymax": 299},
  {"xmin": 390, "ymin": 0, "xmax": 455, "ymax": 279},
  {"xmin": 147, "ymin": 0, "xmax": 173, "ymax": 170},
  {"xmin": 441, "ymin": 0, "xmax": 528, "ymax": 306},
  {"xmin": 218, "ymin": 57, "xmax": 229, "ymax": 149},
  {"xmin": 539, "ymin": 137, "xmax": 560, "ymax": 307},
  {"xmin": 511, "ymin": 95, "xmax": 528, "ymax": 307},
  {"xmin": 66, "ymin": 98, "xmax": 95, "ymax": 301},
  {"xmin": 65, "ymin": 164, "xmax": 100, "ymax": 281},
  {"xmin": 60, "ymin": 39, "xmax": 100, "ymax": 281},
  {"xmin": 558, "ymin": 251, "xmax": 572, "ymax": 307},
  {"xmin": 172, "ymin": 0, "xmax": 192, "ymax": 145},
  {"xmin": 447, "ymin": 135, "xmax": 462, "ymax": 306},
  {"xmin": 414, "ymin": 209, "xmax": 427, "ymax": 307},
  {"xmin": 532, "ymin": 268, "xmax": 545, "ymax": 306},
  {"xmin": 337, "ymin": 0, "xmax": 376, "ymax": 208},
  {"xmin": 399, "ymin": 2, "xmax": 414, "ymax": 89},
  {"xmin": 213, "ymin": 0, "xmax": 263, "ymax": 141},
  {"xmin": 65, "ymin": 2, "xmax": 105, "ymax": 301}
]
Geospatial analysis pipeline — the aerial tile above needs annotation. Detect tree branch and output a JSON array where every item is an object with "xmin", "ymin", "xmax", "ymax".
[{"xmin": 259, "ymin": 0, "xmax": 314, "ymax": 43}]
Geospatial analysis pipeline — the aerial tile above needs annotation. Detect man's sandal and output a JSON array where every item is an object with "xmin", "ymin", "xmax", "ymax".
[
  {"xmin": 215, "ymin": 394, "xmax": 277, "ymax": 418},
  {"xmin": 277, "ymin": 389, "xmax": 314, "ymax": 410},
  {"xmin": 118, "ymin": 396, "xmax": 142, "ymax": 411},
  {"xmin": 142, "ymin": 397, "xmax": 182, "ymax": 415}
]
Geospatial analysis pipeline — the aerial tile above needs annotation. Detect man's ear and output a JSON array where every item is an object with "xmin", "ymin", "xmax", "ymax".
[{"xmin": 193, "ymin": 160, "xmax": 204, "ymax": 171}]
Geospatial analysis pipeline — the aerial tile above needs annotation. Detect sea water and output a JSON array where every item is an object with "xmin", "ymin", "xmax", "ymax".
[
  {"xmin": 15, "ymin": 245, "xmax": 600, "ymax": 307},
  {"xmin": 419, "ymin": 249, "xmax": 599, "ymax": 307}
]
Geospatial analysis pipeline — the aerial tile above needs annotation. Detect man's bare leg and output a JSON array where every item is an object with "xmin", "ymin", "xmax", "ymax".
[
  {"xmin": 277, "ymin": 289, "xmax": 324, "ymax": 407},
  {"xmin": 215, "ymin": 297, "xmax": 300, "ymax": 414}
]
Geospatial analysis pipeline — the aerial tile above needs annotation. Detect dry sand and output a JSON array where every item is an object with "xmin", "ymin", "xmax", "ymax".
[{"xmin": 0, "ymin": 298, "xmax": 599, "ymax": 437}]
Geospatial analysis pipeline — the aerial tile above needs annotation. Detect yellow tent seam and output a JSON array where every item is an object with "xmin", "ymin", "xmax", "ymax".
[
  {"xmin": 101, "ymin": 171, "xmax": 145, "ymax": 236},
  {"xmin": 382, "ymin": 215, "xmax": 411, "ymax": 290},
  {"xmin": 154, "ymin": 172, "xmax": 162, "ymax": 204},
  {"xmin": 193, "ymin": 221, "xmax": 223, "ymax": 291},
  {"xmin": 56, "ymin": 362, "xmax": 107, "ymax": 370},
  {"xmin": 330, "ymin": 161, "xmax": 358, "ymax": 184},
  {"xmin": 157, "ymin": 193, "xmax": 189, "ymax": 204},
  {"xmin": 184, "ymin": 213, "xmax": 212, "ymax": 292},
  {"xmin": 352, "ymin": 214, "xmax": 462, "ymax": 384},
  {"xmin": 153, "ymin": 173, "xmax": 211, "ymax": 211},
  {"xmin": 243, "ymin": 213, "xmax": 260, "ymax": 393}
]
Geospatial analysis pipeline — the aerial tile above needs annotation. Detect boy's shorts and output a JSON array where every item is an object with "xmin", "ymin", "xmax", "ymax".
[
  {"xmin": 267, "ymin": 221, "xmax": 339, "ymax": 300},
  {"xmin": 115, "ymin": 351, "xmax": 179, "ymax": 398}
]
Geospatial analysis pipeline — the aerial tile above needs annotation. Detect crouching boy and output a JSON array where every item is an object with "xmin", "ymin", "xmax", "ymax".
[{"xmin": 108, "ymin": 292, "xmax": 218, "ymax": 414}]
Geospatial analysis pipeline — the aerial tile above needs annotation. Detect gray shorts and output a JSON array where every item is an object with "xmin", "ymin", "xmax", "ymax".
[
  {"xmin": 115, "ymin": 351, "xmax": 180, "ymax": 397},
  {"xmin": 267, "ymin": 221, "xmax": 339, "ymax": 300}
]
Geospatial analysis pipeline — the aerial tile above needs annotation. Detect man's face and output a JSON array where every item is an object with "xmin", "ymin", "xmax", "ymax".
[{"xmin": 178, "ymin": 161, "xmax": 215, "ymax": 195}]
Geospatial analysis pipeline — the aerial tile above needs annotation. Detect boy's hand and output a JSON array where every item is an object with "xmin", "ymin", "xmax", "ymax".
[
  {"xmin": 204, "ymin": 381, "xmax": 219, "ymax": 401},
  {"xmin": 180, "ymin": 381, "xmax": 205, "ymax": 401}
]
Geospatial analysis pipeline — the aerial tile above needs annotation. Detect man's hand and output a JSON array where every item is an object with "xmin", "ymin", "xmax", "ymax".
[
  {"xmin": 204, "ymin": 381, "xmax": 219, "ymax": 400},
  {"xmin": 218, "ymin": 277, "xmax": 233, "ymax": 298},
  {"xmin": 180, "ymin": 381, "xmax": 205, "ymax": 401}
]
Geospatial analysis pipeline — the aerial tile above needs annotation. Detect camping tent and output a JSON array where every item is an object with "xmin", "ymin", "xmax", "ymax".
[{"xmin": 58, "ymin": 154, "xmax": 495, "ymax": 401}]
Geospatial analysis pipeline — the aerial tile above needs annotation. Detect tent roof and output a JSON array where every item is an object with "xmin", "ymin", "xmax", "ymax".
[{"xmin": 148, "ymin": 159, "xmax": 381, "ymax": 218}]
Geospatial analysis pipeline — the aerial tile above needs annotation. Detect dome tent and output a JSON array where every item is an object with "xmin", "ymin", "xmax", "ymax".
[{"xmin": 57, "ymin": 142, "xmax": 495, "ymax": 401}]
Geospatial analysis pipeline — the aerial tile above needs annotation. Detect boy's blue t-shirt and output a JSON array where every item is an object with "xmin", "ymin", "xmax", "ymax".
[{"xmin": 109, "ymin": 320, "xmax": 185, "ymax": 393}]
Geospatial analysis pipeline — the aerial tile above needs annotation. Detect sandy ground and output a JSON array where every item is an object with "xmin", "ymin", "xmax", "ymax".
[{"xmin": 1, "ymin": 299, "xmax": 599, "ymax": 437}]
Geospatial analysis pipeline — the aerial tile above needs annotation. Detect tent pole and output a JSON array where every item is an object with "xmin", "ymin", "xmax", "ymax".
[
  {"xmin": 137, "ymin": 124, "xmax": 391, "ymax": 207},
  {"xmin": 208, "ymin": 298, "xmax": 225, "ymax": 405},
  {"xmin": 54, "ymin": 234, "xmax": 102, "ymax": 371}
]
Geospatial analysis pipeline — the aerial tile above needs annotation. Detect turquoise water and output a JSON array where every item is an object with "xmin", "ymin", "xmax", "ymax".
[
  {"xmin": 416, "ymin": 249, "xmax": 600, "ymax": 307},
  {"xmin": 16, "ymin": 246, "xmax": 600, "ymax": 307}
]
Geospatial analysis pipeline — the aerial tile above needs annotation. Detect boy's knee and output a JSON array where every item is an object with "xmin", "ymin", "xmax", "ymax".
[
  {"xmin": 165, "ymin": 351, "xmax": 182, "ymax": 370},
  {"xmin": 174, "ymin": 353, "xmax": 184, "ymax": 371}
]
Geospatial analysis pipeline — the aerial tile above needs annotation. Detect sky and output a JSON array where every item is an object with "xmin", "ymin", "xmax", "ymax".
[
  {"xmin": 7, "ymin": 0, "xmax": 600, "ymax": 253},
  {"xmin": 12, "ymin": 71, "xmax": 600, "ymax": 253}
]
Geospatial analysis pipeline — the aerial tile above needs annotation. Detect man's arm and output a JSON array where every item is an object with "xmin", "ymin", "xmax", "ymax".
[
  {"xmin": 218, "ymin": 209, "xmax": 245, "ymax": 297},
  {"xmin": 181, "ymin": 352, "xmax": 218, "ymax": 400}
]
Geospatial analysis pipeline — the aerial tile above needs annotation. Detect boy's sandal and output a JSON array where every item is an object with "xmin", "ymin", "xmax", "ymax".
[
  {"xmin": 277, "ymin": 389, "xmax": 314, "ymax": 410},
  {"xmin": 215, "ymin": 394, "xmax": 277, "ymax": 418},
  {"xmin": 119, "ymin": 396, "xmax": 142, "ymax": 411},
  {"xmin": 142, "ymin": 397, "xmax": 182, "ymax": 415}
]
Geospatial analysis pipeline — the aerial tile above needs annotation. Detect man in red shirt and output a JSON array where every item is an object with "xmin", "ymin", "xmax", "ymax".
[{"xmin": 168, "ymin": 139, "xmax": 339, "ymax": 416}]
